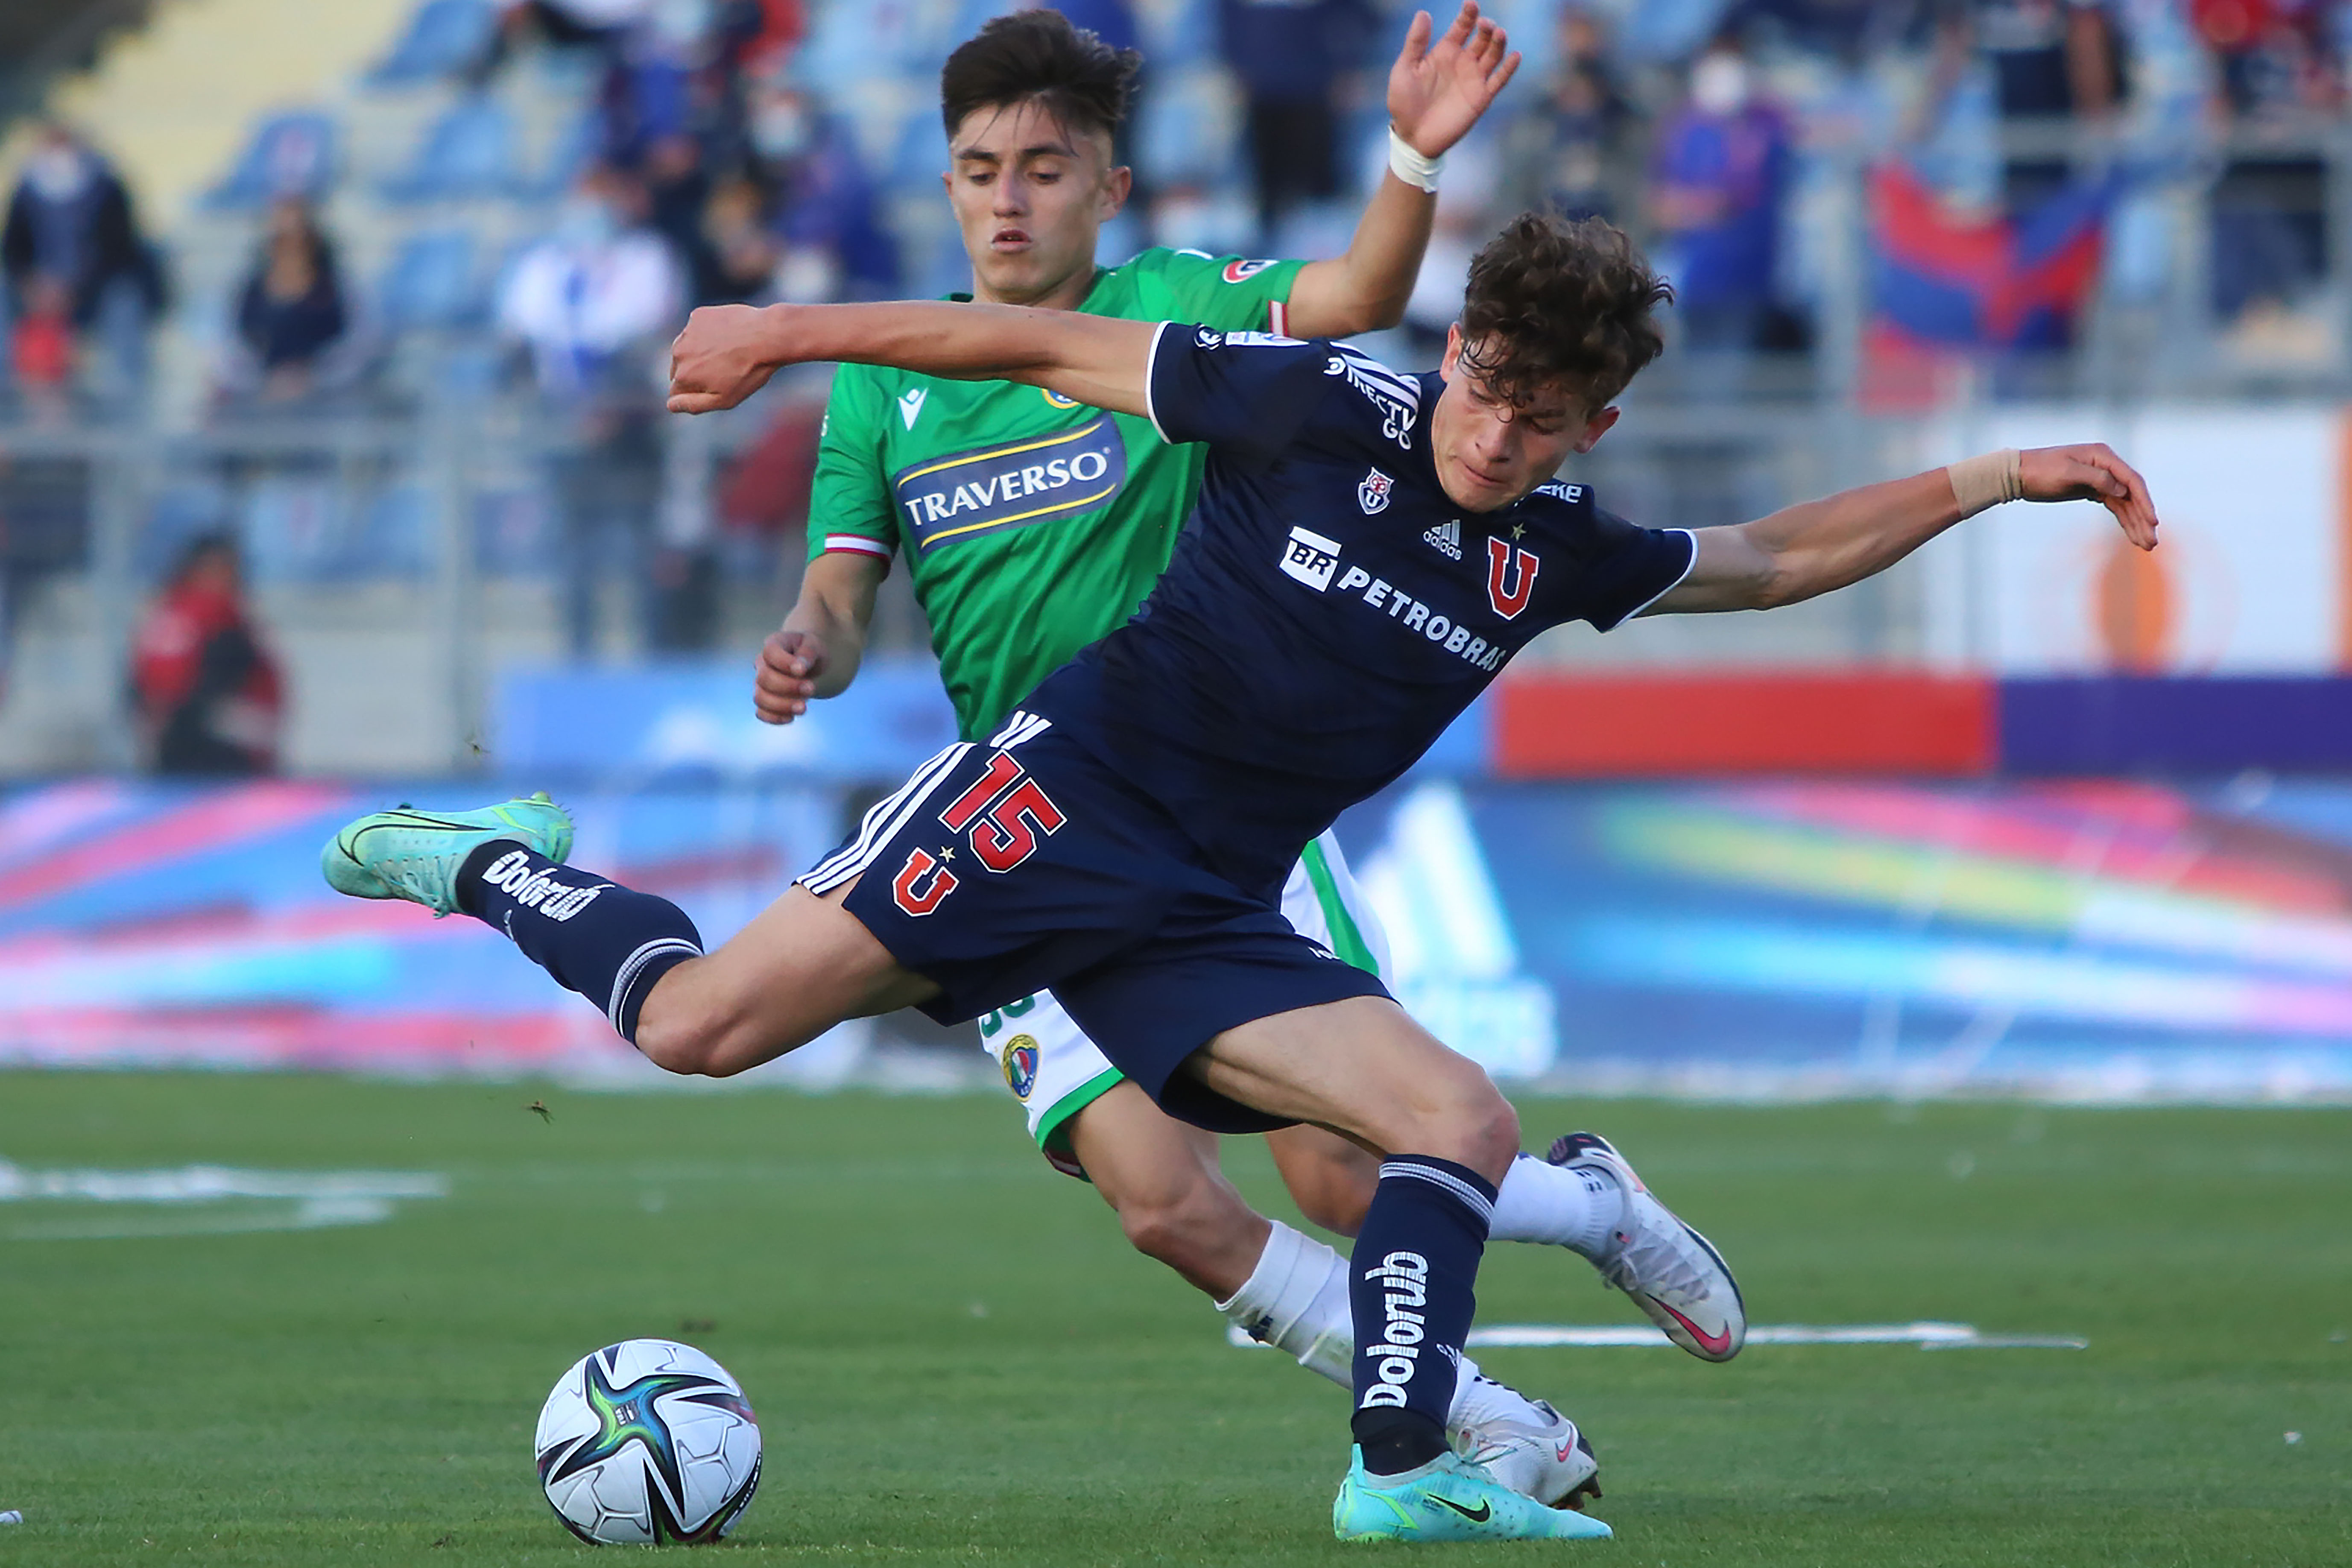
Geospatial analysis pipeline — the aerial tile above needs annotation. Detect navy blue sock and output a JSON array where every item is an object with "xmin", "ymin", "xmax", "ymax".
[
  {"xmin": 456, "ymin": 843, "xmax": 702, "ymax": 1043},
  {"xmin": 1348, "ymin": 1155, "xmax": 1496, "ymax": 1474}
]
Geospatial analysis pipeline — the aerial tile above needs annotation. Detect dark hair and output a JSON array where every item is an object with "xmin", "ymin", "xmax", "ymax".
[
  {"xmin": 1458, "ymin": 212, "xmax": 1671, "ymax": 413},
  {"xmin": 939, "ymin": 8, "xmax": 1140, "ymax": 145},
  {"xmin": 168, "ymin": 529, "xmax": 240, "ymax": 587}
]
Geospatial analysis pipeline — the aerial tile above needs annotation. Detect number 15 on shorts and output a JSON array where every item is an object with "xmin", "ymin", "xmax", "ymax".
[{"xmin": 892, "ymin": 752, "xmax": 1068, "ymax": 916}]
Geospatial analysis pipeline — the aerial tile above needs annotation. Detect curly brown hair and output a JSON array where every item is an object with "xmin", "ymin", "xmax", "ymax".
[
  {"xmin": 940, "ymin": 9, "xmax": 1140, "ymax": 144},
  {"xmin": 1457, "ymin": 212, "xmax": 1672, "ymax": 415}
]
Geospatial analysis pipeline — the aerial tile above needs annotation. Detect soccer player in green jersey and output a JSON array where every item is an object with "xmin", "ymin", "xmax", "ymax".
[{"xmin": 697, "ymin": 6, "xmax": 1622, "ymax": 1505}]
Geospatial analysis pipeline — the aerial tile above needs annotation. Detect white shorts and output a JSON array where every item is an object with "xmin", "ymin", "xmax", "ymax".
[{"xmin": 973, "ymin": 828, "xmax": 1390, "ymax": 1179}]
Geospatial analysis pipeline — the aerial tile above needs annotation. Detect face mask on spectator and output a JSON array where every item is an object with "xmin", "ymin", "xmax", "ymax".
[
  {"xmin": 554, "ymin": 197, "xmax": 621, "ymax": 248},
  {"xmin": 1691, "ymin": 53, "xmax": 1750, "ymax": 116},
  {"xmin": 754, "ymin": 102, "xmax": 812, "ymax": 161},
  {"xmin": 26, "ymin": 146, "xmax": 92, "ymax": 202},
  {"xmin": 649, "ymin": 0, "xmax": 710, "ymax": 52}
]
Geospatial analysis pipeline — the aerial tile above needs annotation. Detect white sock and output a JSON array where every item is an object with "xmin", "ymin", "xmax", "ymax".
[
  {"xmin": 1488, "ymin": 1153, "xmax": 1620, "ymax": 1254},
  {"xmin": 1214, "ymin": 1220, "xmax": 1499, "ymax": 1437},
  {"xmin": 1217, "ymin": 1219, "xmax": 1352, "ymax": 1387}
]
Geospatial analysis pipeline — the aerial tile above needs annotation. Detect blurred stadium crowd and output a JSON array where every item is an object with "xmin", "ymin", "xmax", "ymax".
[
  {"xmin": 0, "ymin": 0, "xmax": 2350, "ymax": 773},
  {"xmin": 7, "ymin": 0, "xmax": 2352, "ymax": 419}
]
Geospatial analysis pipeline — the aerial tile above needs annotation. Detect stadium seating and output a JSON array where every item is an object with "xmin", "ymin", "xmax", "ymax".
[
  {"xmin": 375, "ymin": 228, "xmax": 487, "ymax": 332},
  {"xmin": 202, "ymin": 108, "xmax": 339, "ymax": 211},
  {"xmin": 378, "ymin": 95, "xmax": 524, "ymax": 202},
  {"xmin": 365, "ymin": 0, "xmax": 497, "ymax": 86}
]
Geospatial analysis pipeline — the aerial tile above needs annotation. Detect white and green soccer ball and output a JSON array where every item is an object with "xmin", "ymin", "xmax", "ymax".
[{"xmin": 534, "ymin": 1339, "xmax": 762, "ymax": 1545}]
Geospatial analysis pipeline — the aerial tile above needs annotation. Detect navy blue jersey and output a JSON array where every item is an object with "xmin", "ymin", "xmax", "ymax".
[{"xmin": 1024, "ymin": 325, "xmax": 1697, "ymax": 895}]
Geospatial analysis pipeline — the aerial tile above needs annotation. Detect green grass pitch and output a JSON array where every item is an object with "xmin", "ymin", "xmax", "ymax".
[{"xmin": 0, "ymin": 1071, "xmax": 2346, "ymax": 1565}]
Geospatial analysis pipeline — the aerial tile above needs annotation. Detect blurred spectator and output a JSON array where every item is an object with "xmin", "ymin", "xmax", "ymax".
[
  {"xmin": 1650, "ymin": 39, "xmax": 1793, "ymax": 355},
  {"xmin": 1507, "ymin": 7, "xmax": 1637, "ymax": 222},
  {"xmin": 1976, "ymin": 0, "xmax": 2123, "ymax": 119},
  {"xmin": 1218, "ymin": 0, "xmax": 1375, "ymax": 243},
  {"xmin": 698, "ymin": 176, "xmax": 782, "ymax": 304},
  {"xmin": 644, "ymin": 132, "xmax": 719, "ymax": 286},
  {"xmin": 500, "ymin": 0, "xmax": 657, "ymax": 51},
  {"xmin": 753, "ymin": 85, "xmax": 899, "ymax": 301},
  {"xmin": 722, "ymin": 0, "xmax": 807, "ymax": 76},
  {"xmin": 129, "ymin": 532, "xmax": 284, "ymax": 777},
  {"xmin": 2, "ymin": 121, "xmax": 165, "ymax": 402},
  {"xmin": 1972, "ymin": 0, "xmax": 2124, "ymax": 213},
  {"xmin": 497, "ymin": 164, "xmax": 685, "ymax": 655},
  {"xmin": 9, "ymin": 275, "xmax": 76, "ymax": 409},
  {"xmin": 228, "ymin": 200, "xmax": 351, "ymax": 403},
  {"xmin": 2198, "ymin": 0, "xmax": 2340, "ymax": 333}
]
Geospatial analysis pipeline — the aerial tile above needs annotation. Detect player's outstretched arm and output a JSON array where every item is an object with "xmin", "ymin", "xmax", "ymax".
[
  {"xmin": 667, "ymin": 301, "xmax": 1156, "ymax": 417},
  {"xmin": 1285, "ymin": 3, "xmax": 1521, "ymax": 338},
  {"xmin": 1647, "ymin": 444, "xmax": 2159, "ymax": 615},
  {"xmin": 755, "ymin": 550, "xmax": 886, "ymax": 724}
]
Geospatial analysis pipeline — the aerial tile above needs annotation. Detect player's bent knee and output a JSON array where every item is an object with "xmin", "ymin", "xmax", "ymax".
[
  {"xmin": 1411, "ymin": 1059, "xmax": 1519, "ymax": 1182},
  {"xmin": 631, "ymin": 994, "xmax": 773, "ymax": 1079},
  {"xmin": 630, "ymin": 1006, "xmax": 723, "ymax": 1077}
]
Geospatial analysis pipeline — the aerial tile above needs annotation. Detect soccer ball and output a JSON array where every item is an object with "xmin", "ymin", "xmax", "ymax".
[{"xmin": 534, "ymin": 1339, "xmax": 763, "ymax": 1545}]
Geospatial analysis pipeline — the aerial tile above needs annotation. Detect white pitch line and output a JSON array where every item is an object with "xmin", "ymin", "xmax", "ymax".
[
  {"xmin": 0, "ymin": 1162, "xmax": 448, "ymax": 1241},
  {"xmin": 1228, "ymin": 1322, "xmax": 2086, "ymax": 1352}
]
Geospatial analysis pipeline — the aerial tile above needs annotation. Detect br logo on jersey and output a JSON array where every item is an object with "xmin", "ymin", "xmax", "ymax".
[
  {"xmin": 1486, "ymin": 537, "xmax": 1542, "ymax": 619},
  {"xmin": 1000, "ymin": 1034, "xmax": 1039, "ymax": 1100},
  {"xmin": 1357, "ymin": 468, "xmax": 1393, "ymax": 515},
  {"xmin": 1280, "ymin": 525, "xmax": 1344, "ymax": 592},
  {"xmin": 893, "ymin": 416, "xmax": 1127, "ymax": 554},
  {"xmin": 1222, "ymin": 257, "xmax": 1276, "ymax": 282}
]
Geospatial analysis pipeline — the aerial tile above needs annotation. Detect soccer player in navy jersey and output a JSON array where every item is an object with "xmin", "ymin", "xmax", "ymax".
[{"xmin": 325, "ymin": 212, "xmax": 2158, "ymax": 1542}]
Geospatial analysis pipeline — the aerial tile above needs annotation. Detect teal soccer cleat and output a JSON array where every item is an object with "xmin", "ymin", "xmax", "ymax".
[
  {"xmin": 321, "ymin": 793, "xmax": 574, "ymax": 916},
  {"xmin": 1334, "ymin": 1448, "xmax": 1613, "ymax": 1543}
]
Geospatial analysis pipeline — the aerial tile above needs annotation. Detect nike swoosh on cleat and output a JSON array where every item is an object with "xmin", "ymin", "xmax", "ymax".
[
  {"xmin": 1657, "ymin": 1301, "xmax": 1735, "ymax": 1357},
  {"xmin": 1430, "ymin": 1496, "xmax": 1492, "ymax": 1523},
  {"xmin": 1554, "ymin": 1439, "xmax": 1578, "ymax": 1463}
]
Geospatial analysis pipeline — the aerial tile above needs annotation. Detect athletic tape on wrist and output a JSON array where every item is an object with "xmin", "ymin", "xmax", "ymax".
[
  {"xmin": 1387, "ymin": 126, "xmax": 1443, "ymax": 193},
  {"xmin": 1947, "ymin": 448, "xmax": 2024, "ymax": 517}
]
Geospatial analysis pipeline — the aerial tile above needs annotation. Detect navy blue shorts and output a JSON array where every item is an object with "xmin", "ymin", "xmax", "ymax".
[{"xmin": 796, "ymin": 717, "xmax": 1388, "ymax": 1134}]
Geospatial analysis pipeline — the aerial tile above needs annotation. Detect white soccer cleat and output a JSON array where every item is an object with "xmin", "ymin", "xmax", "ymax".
[
  {"xmin": 1548, "ymin": 1131, "xmax": 1746, "ymax": 1362},
  {"xmin": 1451, "ymin": 1374, "xmax": 1602, "ymax": 1510}
]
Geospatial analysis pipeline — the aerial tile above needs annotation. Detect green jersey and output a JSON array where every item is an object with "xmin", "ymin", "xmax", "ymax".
[{"xmin": 807, "ymin": 246, "xmax": 1306, "ymax": 740}]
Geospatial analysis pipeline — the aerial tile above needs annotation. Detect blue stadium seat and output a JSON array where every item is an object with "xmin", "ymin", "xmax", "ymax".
[
  {"xmin": 521, "ymin": 108, "xmax": 600, "ymax": 202},
  {"xmin": 203, "ymin": 110, "xmax": 339, "ymax": 211},
  {"xmin": 377, "ymin": 229, "xmax": 485, "ymax": 331},
  {"xmin": 350, "ymin": 486, "xmax": 435, "ymax": 578},
  {"xmin": 366, "ymin": 0, "xmax": 498, "ymax": 86},
  {"xmin": 379, "ymin": 97, "xmax": 522, "ymax": 202}
]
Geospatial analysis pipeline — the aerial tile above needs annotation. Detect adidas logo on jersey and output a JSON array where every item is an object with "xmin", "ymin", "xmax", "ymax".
[
  {"xmin": 898, "ymin": 387, "xmax": 928, "ymax": 429},
  {"xmin": 1423, "ymin": 518, "xmax": 1462, "ymax": 559}
]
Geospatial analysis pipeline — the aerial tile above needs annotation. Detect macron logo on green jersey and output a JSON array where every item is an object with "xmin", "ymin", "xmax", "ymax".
[
  {"xmin": 898, "ymin": 388, "xmax": 927, "ymax": 430},
  {"xmin": 891, "ymin": 417, "xmax": 1129, "ymax": 554}
]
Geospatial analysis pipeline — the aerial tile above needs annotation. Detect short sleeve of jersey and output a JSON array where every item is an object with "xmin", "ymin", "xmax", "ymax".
[
  {"xmin": 1570, "ymin": 503, "xmax": 1698, "ymax": 632},
  {"xmin": 1129, "ymin": 247, "xmax": 1308, "ymax": 335},
  {"xmin": 1144, "ymin": 324, "xmax": 1336, "ymax": 465},
  {"xmin": 805, "ymin": 363, "xmax": 898, "ymax": 567}
]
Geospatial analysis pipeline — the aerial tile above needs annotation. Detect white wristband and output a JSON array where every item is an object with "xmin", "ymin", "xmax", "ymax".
[
  {"xmin": 1387, "ymin": 126, "xmax": 1443, "ymax": 193},
  {"xmin": 1946, "ymin": 448, "xmax": 2024, "ymax": 518}
]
